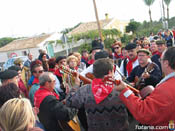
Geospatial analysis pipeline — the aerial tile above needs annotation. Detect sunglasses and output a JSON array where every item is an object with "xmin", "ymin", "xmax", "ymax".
[
  {"xmin": 114, "ymin": 47, "xmax": 120, "ymax": 49},
  {"xmin": 33, "ymin": 70, "xmax": 44, "ymax": 74}
]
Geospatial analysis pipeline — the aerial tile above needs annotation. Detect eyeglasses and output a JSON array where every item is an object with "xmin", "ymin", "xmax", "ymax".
[{"xmin": 33, "ymin": 70, "xmax": 44, "ymax": 74}]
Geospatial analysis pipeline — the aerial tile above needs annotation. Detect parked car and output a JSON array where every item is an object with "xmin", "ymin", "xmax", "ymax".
[{"xmin": 3, "ymin": 56, "xmax": 28, "ymax": 70}]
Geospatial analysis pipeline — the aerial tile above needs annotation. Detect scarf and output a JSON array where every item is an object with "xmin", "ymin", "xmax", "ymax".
[
  {"xmin": 157, "ymin": 52, "xmax": 162, "ymax": 57},
  {"xmin": 82, "ymin": 56, "xmax": 88, "ymax": 62},
  {"xmin": 126, "ymin": 56, "xmax": 137, "ymax": 76},
  {"xmin": 34, "ymin": 86, "xmax": 59, "ymax": 108},
  {"xmin": 49, "ymin": 68, "xmax": 56, "ymax": 73},
  {"xmin": 92, "ymin": 78, "xmax": 114, "ymax": 104},
  {"xmin": 88, "ymin": 59, "xmax": 95, "ymax": 65},
  {"xmin": 32, "ymin": 77, "xmax": 39, "ymax": 85},
  {"xmin": 152, "ymin": 51, "xmax": 159, "ymax": 56},
  {"xmin": 55, "ymin": 68, "xmax": 62, "ymax": 77},
  {"xmin": 114, "ymin": 53, "xmax": 123, "ymax": 59}
]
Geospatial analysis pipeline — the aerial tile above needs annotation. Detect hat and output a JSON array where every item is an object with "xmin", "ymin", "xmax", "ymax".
[
  {"xmin": 156, "ymin": 40, "xmax": 166, "ymax": 45},
  {"xmin": 56, "ymin": 56, "xmax": 66, "ymax": 63},
  {"xmin": 137, "ymin": 49, "xmax": 151, "ymax": 56},
  {"xmin": 90, "ymin": 39, "xmax": 103, "ymax": 53},
  {"xmin": 125, "ymin": 43, "xmax": 137, "ymax": 50},
  {"xmin": 90, "ymin": 46, "xmax": 102, "ymax": 53},
  {"xmin": 0, "ymin": 70, "xmax": 18, "ymax": 80},
  {"xmin": 8, "ymin": 66, "xmax": 22, "ymax": 72},
  {"xmin": 95, "ymin": 50, "xmax": 109, "ymax": 60}
]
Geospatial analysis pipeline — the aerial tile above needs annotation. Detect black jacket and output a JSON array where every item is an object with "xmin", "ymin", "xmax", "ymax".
[{"xmin": 38, "ymin": 95, "xmax": 76, "ymax": 131}]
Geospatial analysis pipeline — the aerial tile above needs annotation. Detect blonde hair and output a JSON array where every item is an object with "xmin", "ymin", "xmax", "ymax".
[
  {"xmin": 67, "ymin": 55, "xmax": 78, "ymax": 64},
  {"xmin": 0, "ymin": 98, "xmax": 35, "ymax": 131},
  {"xmin": 73, "ymin": 52, "xmax": 81, "ymax": 59}
]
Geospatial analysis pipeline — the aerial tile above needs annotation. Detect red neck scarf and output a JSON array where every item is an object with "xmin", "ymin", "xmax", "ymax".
[
  {"xmin": 126, "ymin": 56, "xmax": 138, "ymax": 76},
  {"xmin": 49, "ymin": 68, "xmax": 56, "ymax": 73},
  {"xmin": 55, "ymin": 68, "xmax": 62, "ymax": 77},
  {"xmin": 82, "ymin": 56, "xmax": 88, "ymax": 62},
  {"xmin": 88, "ymin": 59, "xmax": 95, "ymax": 65},
  {"xmin": 114, "ymin": 53, "xmax": 123, "ymax": 59},
  {"xmin": 152, "ymin": 51, "xmax": 159, "ymax": 56},
  {"xmin": 34, "ymin": 86, "xmax": 59, "ymax": 108},
  {"xmin": 157, "ymin": 52, "xmax": 162, "ymax": 57},
  {"xmin": 32, "ymin": 77, "xmax": 39, "ymax": 85},
  {"xmin": 92, "ymin": 78, "xmax": 114, "ymax": 104}
]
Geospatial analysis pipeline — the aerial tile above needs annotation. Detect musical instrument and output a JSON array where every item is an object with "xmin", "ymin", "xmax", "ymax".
[
  {"xmin": 85, "ymin": 72, "xmax": 95, "ymax": 80},
  {"xmin": 135, "ymin": 63, "xmax": 155, "ymax": 90},
  {"xmin": 103, "ymin": 76, "xmax": 140, "ymax": 94},
  {"xmin": 59, "ymin": 65, "xmax": 92, "ymax": 84},
  {"xmin": 58, "ymin": 118, "xmax": 80, "ymax": 131}
]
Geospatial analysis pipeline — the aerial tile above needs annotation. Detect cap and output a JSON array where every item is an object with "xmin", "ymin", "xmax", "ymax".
[
  {"xmin": 8, "ymin": 66, "xmax": 22, "ymax": 72},
  {"xmin": 156, "ymin": 40, "xmax": 166, "ymax": 45},
  {"xmin": 125, "ymin": 43, "xmax": 137, "ymax": 50},
  {"xmin": 95, "ymin": 50, "xmax": 109, "ymax": 60},
  {"xmin": 137, "ymin": 49, "xmax": 151, "ymax": 56},
  {"xmin": 56, "ymin": 56, "xmax": 66, "ymax": 63},
  {"xmin": 0, "ymin": 70, "xmax": 18, "ymax": 80}
]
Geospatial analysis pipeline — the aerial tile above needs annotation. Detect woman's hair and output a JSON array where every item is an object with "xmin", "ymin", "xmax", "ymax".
[
  {"xmin": 0, "ymin": 83, "xmax": 20, "ymax": 107},
  {"xmin": 73, "ymin": 52, "xmax": 81, "ymax": 58},
  {"xmin": 48, "ymin": 58, "xmax": 56, "ymax": 69},
  {"xmin": 0, "ymin": 98, "xmax": 35, "ymax": 131},
  {"xmin": 66, "ymin": 55, "xmax": 78, "ymax": 64}
]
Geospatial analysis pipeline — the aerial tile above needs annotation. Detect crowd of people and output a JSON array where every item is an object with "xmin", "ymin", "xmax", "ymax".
[{"xmin": 0, "ymin": 32, "xmax": 175, "ymax": 131}]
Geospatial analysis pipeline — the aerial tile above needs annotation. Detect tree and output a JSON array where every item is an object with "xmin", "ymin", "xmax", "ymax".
[
  {"xmin": 0, "ymin": 37, "xmax": 16, "ymax": 48},
  {"xmin": 126, "ymin": 20, "xmax": 141, "ymax": 34},
  {"xmin": 143, "ymin": 0, "xmax": 155, "ymax": 23},
  {"xmin": 164, "ymin": 0, "xmax": 172, "ymax": 23}
]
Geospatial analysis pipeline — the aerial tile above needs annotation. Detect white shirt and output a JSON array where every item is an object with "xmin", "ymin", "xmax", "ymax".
[{"xmin": 80, "ymin": 64, "xmax": 122, "ymax": 80}]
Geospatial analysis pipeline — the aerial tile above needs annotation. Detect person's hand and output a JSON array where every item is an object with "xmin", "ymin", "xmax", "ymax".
[
  {"xmin": 114, "ymin": 80, "xmax": 127, "ymax": 92},
  {"xmin": 142, "ymin": 72, "xmax": 150, "ymax": 79}
]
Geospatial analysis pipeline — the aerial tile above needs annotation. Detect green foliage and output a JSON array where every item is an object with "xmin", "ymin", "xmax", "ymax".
[
  {"xmin": 121, "ymin": 34, "xmax": 135, "ymax": 45},
  {"xmin": 164, "ymin": 0, "xmax": 172, "ymax": 6},
  {"xmin": 143, "ymin": 0, "xmax": 155, "ymax": 6},
  {"xmin": 104, "ymin": 38, "xmax": 115, "ymax": 49},
  {"xmin": 0, "ymin": 37, "xmax": 17, "ymax": 48},
  {"xmin": 126, "ymin": 20, "xmax": 141, "ymax": 34},
  {"xmin": 78, "ymin": 42, "xmax": 91, "ymax": 53}
]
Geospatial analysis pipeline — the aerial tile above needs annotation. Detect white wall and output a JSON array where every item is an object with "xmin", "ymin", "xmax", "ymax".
[
  {"xmin": 0, "ymin": 53, "xmax": 8, "ymax": 63},
  {"xmin": 0, "ymin": 47, "xmax": 40, "ymax": 63}
]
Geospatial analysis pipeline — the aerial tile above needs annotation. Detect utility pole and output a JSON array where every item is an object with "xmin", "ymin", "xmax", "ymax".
[{"xmin": 92, "ymin": 0, "xmax": 104, "ymax": 47}]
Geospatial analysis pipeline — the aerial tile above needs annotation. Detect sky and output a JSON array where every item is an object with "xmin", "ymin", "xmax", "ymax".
[{"xmin": 0, "ymin": 0, "xmax": 174, "ymax": 38}]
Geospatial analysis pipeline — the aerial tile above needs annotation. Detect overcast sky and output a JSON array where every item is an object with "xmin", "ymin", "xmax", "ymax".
[{"xmin": 0, "ymin": 0, "xmax": 174, "ymax": 38}]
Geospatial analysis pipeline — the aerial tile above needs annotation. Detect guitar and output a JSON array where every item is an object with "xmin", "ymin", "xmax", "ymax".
[
  {"xmin": 59, "ymin": 65, "xmax": 92, "ymax": 85},
  {"xmin": 135, "ymin": 63, "xmax": 155, "ymax": 90}
]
